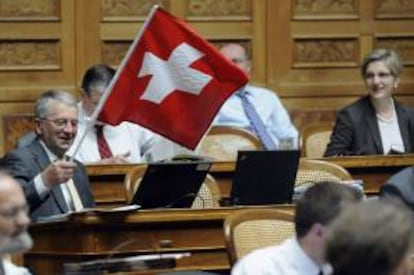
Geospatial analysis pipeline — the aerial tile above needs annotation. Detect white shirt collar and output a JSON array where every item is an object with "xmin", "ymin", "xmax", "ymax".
[{"xmin": 291, "ymin": 237, "xmax": 330, "ymax": 274}]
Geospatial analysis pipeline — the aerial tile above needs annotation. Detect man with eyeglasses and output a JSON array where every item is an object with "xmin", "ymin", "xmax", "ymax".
[
  {"xmin": 213, "ymin": 43, "xmax": 298, "ymax": 150},
  {"xmin": 0, "ymin": 171, "xmax": 33, "ymax": 275},
  {"xmin": 2, "ymin": 90, "xmax": 95, "ymax": 221},
  {"xmin": 0, "ymin": 171, "xmax": 32, "ymax": 274}
]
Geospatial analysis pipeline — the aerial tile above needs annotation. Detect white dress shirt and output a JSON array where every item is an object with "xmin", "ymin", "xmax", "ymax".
[
  {"xmin": 2, "ymin": 259, "xmax": 31, "ymax": 275},
  {"xmin": 214, "ymin": 85, "xmax": 298, "ymax": 148},
  {"xmin": 232, "ymin": 237, "xmax": 331, "ymax": 275},
  {"xmin": 33, "ymin": 141, "xmax": 74, "ymax": 211},
  {"xmin": 376, "ymin": 101, "xmax": 405, "ymax": 154},
  {"xmin": 68, "ymin": 103, "xmax": 161, "ymax": 163}
]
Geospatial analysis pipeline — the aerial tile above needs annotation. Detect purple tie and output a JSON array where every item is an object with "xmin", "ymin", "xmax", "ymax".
[{"xmin": 238, "ymin": 91, "xmax": 277, "ymax": 150}]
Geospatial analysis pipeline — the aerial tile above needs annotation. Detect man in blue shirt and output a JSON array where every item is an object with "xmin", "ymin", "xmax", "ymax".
[{"xmin": 214, "ymin": 43, "xmax": 298, "ymax": 149}]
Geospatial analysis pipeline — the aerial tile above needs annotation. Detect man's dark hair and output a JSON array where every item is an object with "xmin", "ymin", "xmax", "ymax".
[
  {"xmin": 295, "ymin": 182, "xmax": 362, "ymax": 238},
  {"xmin": 81, "ymin": 64, "xmax": 115, "ymax": 96},
  {"xmin": 327, "ymin": 200, "xmax": 412, "ymax": 275}
]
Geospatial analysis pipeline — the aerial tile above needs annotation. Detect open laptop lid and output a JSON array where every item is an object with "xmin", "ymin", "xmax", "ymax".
[
  {"xmin": 130, "ymin": 161, "xmax": 212, "ymax": 209},
  {"xmin": 231, "ymin": 150, "xmax": 300, "ymax": 205}
]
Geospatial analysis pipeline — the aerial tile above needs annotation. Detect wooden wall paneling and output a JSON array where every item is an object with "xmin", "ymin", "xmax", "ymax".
[
  {"xmin": 98, "ymin": 1, "xmax": 163, "ymax": 70},
  {"xmin": 0, "ymin": 0, "xmax": 76, "ymax": 154},
  {"xmin": 80, "ymin": 0, "xmax": 266, "ymax": 84},
  {"xmin": 184, "ymin": 0, "xmax": 266, "ymax": 85},
  {"xmin": 0, "ymin": 0, "xmax": 76, "ymax": 97},
  {"xmin": 267, "ymin": 0, "xmax": 414, "ymax": 121},
  {"xmin": 267, "ymin": 1, "xmax": 363, "ymax": 103},
  {"xmin": 375, "ymin": 0, "xmax": 414, "ymax": 19},
  {"xmin": 75, "ymin": 0, "xmax": 102, "ymax": 92},
  {"xmin": 2, "ymin": 0, "xmax": 414, "ymax": 155}
]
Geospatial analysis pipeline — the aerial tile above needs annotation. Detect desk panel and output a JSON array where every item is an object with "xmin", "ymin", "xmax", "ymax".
[
  {"xmin": 26, "ymin": 206, "xmax": 294, "ymax": 274},
  {"xmin": 323, "ymin": 155, "xmax": 414, "ymax": 194}
]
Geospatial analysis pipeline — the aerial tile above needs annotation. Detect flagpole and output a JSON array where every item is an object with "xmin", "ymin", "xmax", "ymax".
[{"xmin": 69, "ymin": 5, "xmax": 160, "ymax": 160}]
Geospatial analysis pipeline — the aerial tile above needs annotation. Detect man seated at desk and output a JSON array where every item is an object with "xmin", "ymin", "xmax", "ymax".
[
  {"xmin": 325, "ymin": 49, "xmax": 414, "ymax": 156},
  {"xmin": 68, "ymin": 64, "xmax": 194, "ymax": 164},
  {"xmin": 214, "ymin": 43, "xmax": 298, "ymax": 150},
  {"xmin": 2, "ymin": 90, "xmax": 95, "ymax": 221}
]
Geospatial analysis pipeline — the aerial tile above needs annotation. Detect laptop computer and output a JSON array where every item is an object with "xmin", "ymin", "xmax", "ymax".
[
  {"xmin": 231, "ymin": 150, "xmax": 301, "ymax": 205},
  {"xmin": 130, "ymin": 161, "xmax": 212, "ymax": 209}
]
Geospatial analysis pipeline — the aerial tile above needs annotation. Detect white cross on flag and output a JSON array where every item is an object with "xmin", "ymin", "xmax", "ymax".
[{"xmin": 97, "ymin": 6, "xmax": 248, "ymax": 149}]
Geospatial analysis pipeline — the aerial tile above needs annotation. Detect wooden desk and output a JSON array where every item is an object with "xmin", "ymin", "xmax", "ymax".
[
  {"xmin": 87, "ymin": 164, "xmax": 134, "ymax": 208},
  {"xmin": 26, "ymin": 206, "xmax": 294, "ymax": 274},
  {"xmin": 87, "ymin": 155, "xmax": 414, "ymax": 207},
  {"xmin": 321, "ymin": 154, "xmax": 414, "ymax": 195}
]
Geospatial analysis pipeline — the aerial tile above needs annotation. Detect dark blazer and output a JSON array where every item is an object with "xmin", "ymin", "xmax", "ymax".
[
  {"xmin": 324, "ymin": 96, "xmax": 414, "ymax": 156},
  {"xmin": 380, "ymin": 166, "xmax": 414, "ymax": 210},
  {"xmin": 1, "ymin": 138, "xmax": 95, "ymax": 221}
]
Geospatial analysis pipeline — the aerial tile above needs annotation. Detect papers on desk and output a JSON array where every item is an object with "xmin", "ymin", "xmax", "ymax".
[
  {"xmin": 85, "ymin": 204, "xmax": 141, "ymax": 213},
  {"xmin": 63, "ymin": 252, "xmax": 191, "ymax": 274},
  {"xmin": 35, "ymin": 204, "xmax": 141, "ymax": 223},
  {"xmin": 293, "ymin": 179, "xmax": 365, "ymax": 202}
]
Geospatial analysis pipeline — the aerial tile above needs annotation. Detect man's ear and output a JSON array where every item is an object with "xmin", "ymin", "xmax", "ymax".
[
  {"xmin": 34, "ymin": 118, "xmax": 42, "ymax": 135},
  {"xmin": 309, "ymin": 223, "xmax": 326, "ymax": 238},
  {"xmin": 246, "ymin": 60, "xmax": 252, "ymax": 75},
  {"xmin": 80, "ymin": 88, "xmax": 88, "ymax": 99}
]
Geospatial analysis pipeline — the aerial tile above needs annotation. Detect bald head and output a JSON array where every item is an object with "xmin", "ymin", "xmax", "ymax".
[{"xmin": 220, "ymin": 43, "xmax": 251, "ymax": 75}]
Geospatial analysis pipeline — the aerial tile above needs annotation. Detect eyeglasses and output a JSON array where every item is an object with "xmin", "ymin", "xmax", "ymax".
[
  {"xmin": 365, "ymin": 72, "xmax": 393, "ymax": 80},
  {"xmin": 0, "ymin": 205, "xmax": 29, "ymax": 219},
  {"xmin": 231, "ymin": 58, "xmax": 248, "ymax": 64},
  {"xmin": 39, "ymin": 118, "xmax": 79, "ymax": 128}
]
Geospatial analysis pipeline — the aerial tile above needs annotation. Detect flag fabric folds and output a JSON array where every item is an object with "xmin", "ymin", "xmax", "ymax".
[{"xmin": 98, "ymin": 6, "xmax": 248, "ymax": 149}]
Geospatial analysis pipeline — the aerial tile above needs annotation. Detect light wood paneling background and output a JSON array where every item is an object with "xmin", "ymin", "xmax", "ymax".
[{"xmin": 0, "ymin": 0, "xmax": 413, "ymax": 155}]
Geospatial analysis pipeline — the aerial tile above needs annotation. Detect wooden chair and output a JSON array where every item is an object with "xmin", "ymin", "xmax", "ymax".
[
  {"xmin": 295, "ymin": 159, "xmax": 353, "ymax": 187},
  {"xmin": 2, "ymin": 113, "xmax": 35, "ymax": 154},
  {"xmin": 300, "ymin": 122, "xmax": 334, "ymax": 158},
  {"xmin": 224, "ymin": 209, "xmax": 294, "ymax": 265},
  {"xmin": 198, "ymin": 126, "xmax": 263, "ymax": 161},
  {"xmin": 124, "ymin": 165, "xmax": 221, "ymax": 208}
]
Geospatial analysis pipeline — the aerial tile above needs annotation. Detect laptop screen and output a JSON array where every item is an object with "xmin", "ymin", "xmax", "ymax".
[
  {"xmin": 231, "ymin": 150, "xmax": 300, "ymax": 205},
  {"xmin": 130, "ymin": 161, "xmax": 212, "ymax": 209}
]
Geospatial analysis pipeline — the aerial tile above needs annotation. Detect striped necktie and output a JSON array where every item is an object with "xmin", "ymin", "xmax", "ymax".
[
  {"xmin": 66, "ymin": 179, "xmax": 84, "ymax": 211},
  {"xmin": 238, "ymin": 91, "xmax": 277, "ymax": 150}
]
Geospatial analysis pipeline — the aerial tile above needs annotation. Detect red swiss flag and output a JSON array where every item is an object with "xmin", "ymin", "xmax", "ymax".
[{"xmin": 98, "ymin": 6, "xmax": 248, "ymax": 149}]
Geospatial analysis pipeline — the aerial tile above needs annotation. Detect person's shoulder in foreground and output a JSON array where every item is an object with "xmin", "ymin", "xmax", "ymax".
[
  {"xmin": 0, "ymin": 170, "xmax": 33, "ymax": 274},
  {"xmin": 231, "ymin": 238, "xmax": 315, "ymax": 275},
  {"xmin": 231, "ymin": 182, "xmax": 362, "ymax": 275}
]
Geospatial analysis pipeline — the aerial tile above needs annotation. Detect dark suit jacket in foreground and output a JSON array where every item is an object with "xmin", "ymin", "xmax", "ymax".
[
  {"xmin": 1, "ymin": 138, "xmax": 95, "ymax": 221},
  {"xmin": 380, "ymin": 166, "xmax": 414, "ymax": 210},
  {"xmin": 324, "ymin": 96, "xmax": 414, "ymax": 156}
]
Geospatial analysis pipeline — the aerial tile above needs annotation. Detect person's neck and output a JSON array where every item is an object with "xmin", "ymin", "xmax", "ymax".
[
  {"xmin": 298, "ymin": 235, "xmax": 324, "ymax": 266},
  {"xmin": 371, "ymin": 96, "xmax": 393, "ymax": 115}
]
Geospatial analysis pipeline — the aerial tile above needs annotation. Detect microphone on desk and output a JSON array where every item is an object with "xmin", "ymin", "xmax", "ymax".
[{"xmin": 63, "ymin": 238, "xmax": 189, "ymax": 273}]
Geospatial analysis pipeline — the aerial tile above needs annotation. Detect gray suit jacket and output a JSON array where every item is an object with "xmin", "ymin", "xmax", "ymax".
[
  {"xmin": 325, "ymin": 96, "xmax": 414, "ymax": 156},
  {"xmin": 1, "ymin": 138, "xmax": 95, "ymax": 221}
]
